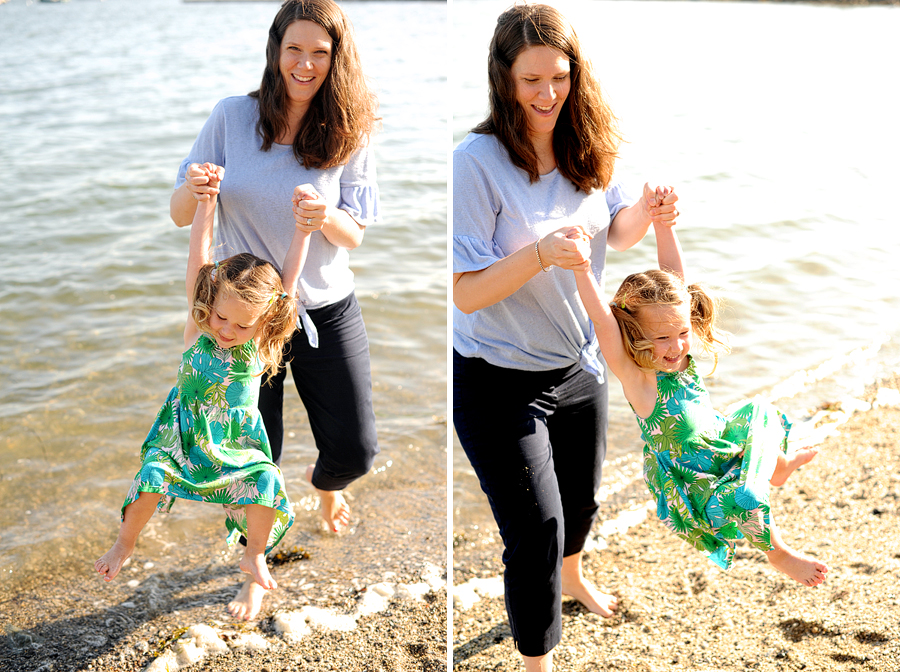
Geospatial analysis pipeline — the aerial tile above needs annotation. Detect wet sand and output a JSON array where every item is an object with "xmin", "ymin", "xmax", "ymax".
[
  {"xmin": 0, "ymin": 469, "xmax": 447, "ymax": 672},
  {"xmin": 453, "ymin": 377, "xmax": 900, "ymax": 671}
]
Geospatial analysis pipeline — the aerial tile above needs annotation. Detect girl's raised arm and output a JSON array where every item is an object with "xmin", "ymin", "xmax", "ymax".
[
  {"xmin": 282, "ymin": 184, "xmax": 323, "ymax": 297},
  {"xmin": 573, "ymin": 265, "xmax": 647, "ymax": 397},
  {"xmin": 183, "ymin": 163, "xmax": 223, "ymax": 348},
  {"xmin": 653, "ymin": 215, "xmax": 686, "ymax": 281}
]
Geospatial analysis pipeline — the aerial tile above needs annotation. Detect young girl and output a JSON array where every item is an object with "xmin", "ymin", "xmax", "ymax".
[
  {"xmin": 95, "ymin": 164, "xmax": 316, "ymax": 616},
  {"xmin": 571, "ymin": 214, "xmax": 829, "ymax": 587}
]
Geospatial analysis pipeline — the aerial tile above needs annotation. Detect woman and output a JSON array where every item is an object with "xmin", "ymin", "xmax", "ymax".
[
  {"xmin": 170, "ymin": 0, "xmax": 380, "ymax": 620},
  {"xmin": 453, "ymin": 4, "xmax": 678, "ymax": 670}
]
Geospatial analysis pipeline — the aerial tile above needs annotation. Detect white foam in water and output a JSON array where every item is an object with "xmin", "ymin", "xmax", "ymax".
[
  {"xmin": 452, "ymin": 576, "xmax": 505, "ymax": 611},
  {"xmin": 144, "ymin": 563, "xmax": 444, "ymax": 669},
  {"xmin": 738, "ymin": 336, "xmax": 890, "ymax": 411}
]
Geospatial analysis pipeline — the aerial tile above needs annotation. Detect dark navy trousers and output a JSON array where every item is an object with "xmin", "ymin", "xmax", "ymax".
[
  {"xmin": 259, "ymin": 292, "xmax": 379, "ymax": 491},
  {"xmin": 453, "ymin": 350, "xmax": 608, "ymax": 657}
]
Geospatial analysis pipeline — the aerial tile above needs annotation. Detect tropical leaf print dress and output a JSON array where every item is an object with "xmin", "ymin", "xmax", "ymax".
[
  {"xmin": 634, "ymin": 357, "xmax": 790, "ymax": 569},
  {"xmin": 122, "ymin": 334, "xmax": 293, "ymax": 553}
]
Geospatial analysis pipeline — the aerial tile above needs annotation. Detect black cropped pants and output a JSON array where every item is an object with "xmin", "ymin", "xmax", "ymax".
[
  {"xmin": 453, "ymin": 350, "xmax": 608, "ymax": 657},
  {"xmin": 259, "ymin": 292, "xmax": 379, "ymax": 491}
]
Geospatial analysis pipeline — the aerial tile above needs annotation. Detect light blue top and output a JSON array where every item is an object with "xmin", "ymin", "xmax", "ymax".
[
  {"xmin": 175, "ymin": 96, "xmax": 380, "ymax": 313},
  {"xmin": 453, "ymin": 132, "xmax": 632, "ymax": 374}
]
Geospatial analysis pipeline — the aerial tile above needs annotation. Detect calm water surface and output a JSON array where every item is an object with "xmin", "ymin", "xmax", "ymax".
[
  {"xmin": 452, "ymin": 0, "xmax": 900, "ymax": 531},
  {"xmin": 0, "ymin": 0, "xmax": 447, "ymax": 581}
]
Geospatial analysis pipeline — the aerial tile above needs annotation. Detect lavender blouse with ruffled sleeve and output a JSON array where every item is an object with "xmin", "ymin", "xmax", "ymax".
[
  {"xmin": 453, "ymin": 132, "xmax": 632, "ymax": 374},
  {"xmin": 175, "ymin": 96, "xmax": 380, "ymax": 311}
]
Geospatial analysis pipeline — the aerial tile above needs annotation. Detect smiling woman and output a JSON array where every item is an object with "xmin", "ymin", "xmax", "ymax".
[
  {"xmin": 278, "ymin": 21, "xmax": 333, "ymax": 130},
  {"xmin": 452, "ymin": 4, "xmax": 679, "ymax": 670}
]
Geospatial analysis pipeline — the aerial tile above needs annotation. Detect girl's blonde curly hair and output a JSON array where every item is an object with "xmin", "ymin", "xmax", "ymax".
[
  {"xmin": 191, "ymin": 253, "xmax": 297, "ymax": 381},
  {"xmin": 610, "ymin": 269, "xmax": 730, "ymax": 374}
]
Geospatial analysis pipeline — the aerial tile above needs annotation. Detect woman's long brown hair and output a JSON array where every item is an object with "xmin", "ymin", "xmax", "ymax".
[
  {"xmin": 250, "ymin": 0, "xmax": 379, "ymax": 169},
  {"xmin": 474, "ymin": 3, "xmax": 622, "ymax": 193}
]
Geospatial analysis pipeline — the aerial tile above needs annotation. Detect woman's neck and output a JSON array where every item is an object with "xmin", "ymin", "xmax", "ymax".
[
  {"xmin": 529, "ymin": 132, "xmax": 556, "ymax": 175},
  {"xmin": 277, "ymin": 105, "xmax": 308, "ymax": 145}
]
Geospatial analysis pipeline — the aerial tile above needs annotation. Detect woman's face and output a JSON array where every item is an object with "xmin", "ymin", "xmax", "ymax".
[
  {"xmin": 279, "ymin": 20, "xmax": 333, "ymax": 118},
  {"xmin": 511, "ymin": 45, "xmax": 571, "ymax": 141}
]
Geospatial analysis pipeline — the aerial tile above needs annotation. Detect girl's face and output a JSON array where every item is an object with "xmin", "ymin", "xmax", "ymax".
[
  {"xmin": 279, "ymin": 20, "xmax": 333, "ymax": 120},
  {"xmin": 637, "ymin": 302, "xmax": 693, "ymax": 373},
  {"xmin": 511, "ymin": 45, "xmax": 571, "ymax": 142},
  {"xmin": 209, "ymin": 293, "xmax": 264, "ymax": 349}
]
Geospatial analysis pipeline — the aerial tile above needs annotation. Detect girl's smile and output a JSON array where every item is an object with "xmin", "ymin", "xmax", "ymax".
[
  {"xmin": 637, "ymin": 302, "xmax": 693, "ymax": 373},
  {"xmin": 209, "ymin": 294, "xmax": 264, "ymax": 349}
]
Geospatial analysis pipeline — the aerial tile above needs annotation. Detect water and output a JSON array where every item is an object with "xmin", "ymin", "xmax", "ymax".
[
  {"xmin": 0, "ymin": 0, "xmax": 447, "ymax": 584},
  {"xmin": 452, "ymin": 0, "xmax": 900, "ymax": 531}
]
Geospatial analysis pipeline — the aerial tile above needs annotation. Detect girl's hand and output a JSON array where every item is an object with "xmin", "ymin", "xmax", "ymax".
[
  {"xmin": 641, "ymin": 183, "xmax": 679, "ymax": 228},
  {"xmin": 292, "ymin": 183, "xmax": 327, "ymax": 232},
  {"xmin": 185, "ymin": 162, "xmax": 224, "ymax": 201},
  {"xmin": 538, "ymin": 225, "xmax": 593, "ymax": 272}
]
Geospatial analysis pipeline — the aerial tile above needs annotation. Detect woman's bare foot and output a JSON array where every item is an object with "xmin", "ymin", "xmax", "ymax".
[
  {"xmin": 306, "ymin": 463, "xmax": 351, "ymax": 532},
  {"xmin": 94, "ymin": 541, "xmax": 134, "ymax": 582},
  {"xmin": 228, "ymin": 577, "xmax": 268, "ymax": 620},
  {"xmin": 240, "ymin": 551, "xmax": 277, "ymax": 590},
  {"xmin": 561, "ymin": 576, "xmax": 619, "ymax": 617},
  {"xmin": 560, "ymin": 551, "xmax": 618, "ymax": 618},
  {"xmin": 770, "ymin": 447, "xmax": 819, "ymax": 487},
  {"xmin": 766, "ymin": 547, "xmax": 829, "ymax": 587}
]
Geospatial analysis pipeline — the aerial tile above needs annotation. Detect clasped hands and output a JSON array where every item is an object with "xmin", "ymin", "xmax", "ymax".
[
  {"xmin": 542, "ymin": 184, "xmax": 679, "ymax": 272},
  {"xmin": 184, "ymin": 163, "xmax": 326, "ymax": 233}
]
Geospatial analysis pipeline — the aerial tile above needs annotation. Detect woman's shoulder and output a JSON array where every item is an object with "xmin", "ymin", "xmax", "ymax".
[
  {"xmin": 455, "ymin": 132, "xmax": 504, "ymax": 160},
  {"xmin": 213, "ymin": 95, "xmax": 258, "ymax": 118},
  {"xmin": 454, "ymin": 133, "xmax": 515, "ymax": 182}
]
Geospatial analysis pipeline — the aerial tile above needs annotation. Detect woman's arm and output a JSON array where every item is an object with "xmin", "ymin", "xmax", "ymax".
[
  {"xmin": 291, "ymin": 191, "xmax": 365, "ymax": 250},
  {"xmin": 452, "ymin": 226, "xmax": 591, "ymax": 315},
  {"xmin": 607, "ymin": 183, "xmax": 679, "ymax": 251}
]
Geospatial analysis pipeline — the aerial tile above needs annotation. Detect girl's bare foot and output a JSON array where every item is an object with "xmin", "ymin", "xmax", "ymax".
[
  {"xmin": 770, "ymin": 447, "xmax": 819, "ymax": 486},
  {"xmin": 306, "ymin": 463, "xmax": 351, "ymax": 532},
  {"xmin": 94, "ymin": 541, "xmax": 134, "ymax": 582},
  {"xmin": 240, "ymin": 551, "xmax": 277, "ymax": 590},
  {"xmin": 766, "ymin": 547, "xmax": 829, "ymax": 587},
  {"xmin": 228, "ymin": 577, "xmax": 267, "ymax": 621}
]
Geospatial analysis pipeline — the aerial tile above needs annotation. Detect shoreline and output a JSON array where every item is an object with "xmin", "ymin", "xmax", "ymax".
[
  {"xmin": 453, "ymin": 376, "xmax": 900, "ymax": 670},
  {"xmin": 0, "ymin": 473, "xmax": 448, "ymax": 672}
]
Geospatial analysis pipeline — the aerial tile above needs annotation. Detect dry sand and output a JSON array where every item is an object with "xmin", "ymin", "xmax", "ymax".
[{"xmin": 453, "ymin": 378, "xmax": 900, "ymax": 671}]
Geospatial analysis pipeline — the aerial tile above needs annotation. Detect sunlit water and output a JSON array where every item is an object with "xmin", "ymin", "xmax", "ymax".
[
  {"xmin": 0, "ymin": 0, "xmax": 447, "ymax": 585},
  {"xmin": 452, "ymin": 0, "xmax": 900, "ymax": 532}
]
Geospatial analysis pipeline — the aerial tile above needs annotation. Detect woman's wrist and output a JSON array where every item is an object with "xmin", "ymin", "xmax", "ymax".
[{"xmin": 535, "ymin": 237, "xmax": 551, "ymax": 272}]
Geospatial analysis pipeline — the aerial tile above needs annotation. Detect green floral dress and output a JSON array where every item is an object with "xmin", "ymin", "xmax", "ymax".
[
  {"xmin": 122, "ymin": 334, "xmax": 293, "ymax": 553},
  {"xmin": 634, "ymin": 357, "xmax": 790, "ymax": 569}
]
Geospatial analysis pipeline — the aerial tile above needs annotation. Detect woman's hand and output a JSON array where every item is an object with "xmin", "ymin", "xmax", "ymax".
[
  {"xmin": 184, "ymin": 162, "xmax": 224, "ymax": 202},
  {"xmin": 538, "ymin": 225, "xmax": 593, "ymax": 271},
  {"xmin": 292, "ymin": 184, "xmax": 327, "ymax": 232},
  {"xmin": 641, "ymin": 183, "xmax": 679, "ymax": 227}
]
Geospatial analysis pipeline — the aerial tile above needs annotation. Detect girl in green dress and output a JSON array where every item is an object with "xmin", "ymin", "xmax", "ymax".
[
  {"xmin": 570, "ymin": 207, "xmax": 829, "ymax": 587},
  {"xmin": 95, "ymin": 164, "xmax": 319, "ymax": 616}
]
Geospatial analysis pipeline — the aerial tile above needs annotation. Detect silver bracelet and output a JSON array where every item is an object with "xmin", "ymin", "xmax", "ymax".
[{"xmin": 535, "ymin": 239, "xmax": 550, "ymax": 272}]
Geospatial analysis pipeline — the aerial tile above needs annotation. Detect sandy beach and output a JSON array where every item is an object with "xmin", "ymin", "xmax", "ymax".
[
  {"xmin": 0, "ymin": 472, "xmax": 447, "ymax": 672},
  {"xmin": 453, "ymin": 377, "xmax": 900, "ymax": 671}
]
